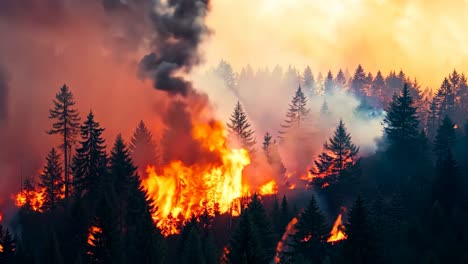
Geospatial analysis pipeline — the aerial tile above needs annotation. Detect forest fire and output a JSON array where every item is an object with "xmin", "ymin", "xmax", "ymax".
[
  {"xmin": 275, "ymin": 217, "xmax": 298, "ymax": 263},
  {"xmin": 14, "ymin": 187, "xmax": 46, "ymax": 212},
  {"xmin": 87, "ymin": 226, "xmax": 102, "ymax": 247},
  {"xmin": 327, "ymin": 213, "xmax": 347, "ymax": 243},
  {"xmin": 142, "ymin": 121, "xmax": 276, "ymax": 236}
]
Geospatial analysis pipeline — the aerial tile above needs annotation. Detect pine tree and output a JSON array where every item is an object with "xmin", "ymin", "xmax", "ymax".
[
  {"xmin": 48, "ymin": 84, "xmax": 81, "ymax": 201},
  {"xmin": 39, "ymin": 148, "xmax": 64, "ymax": 211},
  {"xmin": 303, "ymin": 66, "xmax": 315, "ymax": 94},
  {"xmin": 226, "ymin": 194, "xmax": 275, "ymax": 264},
  {"xmin": 435, "ymin": 78, "xmax": 456, "ymax": 120},
  {"xmin": 227, "ymin": 101, "xmax": 256, "ymax": 154},
  {"xmin": 343, "ymin": 196, "xmax": 381, "ymax": 264},
  {"xmin": 383, "ymin": 83, "xmax": 419, "ymax": 154},
  {"xmin": 72, "ymin": 111, "xmax": 107, "ymax": 197},
  {"xmin": 129, "ymin": 120, "xmax": 159, "ymax": 170},
  {"xmin": 215, "ymin": 60, "xmax": 238, "ymax": 92},
  {"xmin": 280, "ymin": 195, "xmax": 290, "ymax": 229},
  {"xmin": 0, "ymin": 226, "xmax": 16, "ymax": 264},
  {"xmin": 432, "ymin": 150, "xmax": 461, "ymax": 211},
  {"xmin": 320, "ymin": 100, "xmax": 330, "ymax": 116},
  {"xmin": 311, "ymin": 120, "xmax": 359, "ymax": 180},
  {"xmin": 324, "ymin": 70, "xmax": 335, "ymax": 95},
  {"xmin": 433, "ymin": 116, "xmax": 456, "ymax": 164},
  {"xmin": 271, "ymin": 195, "xmax": 282, "ymax": 237},
  {"xmin": 288, "ymin": 195, "xmax": 329, "ymax": 263},
  {"xmin": 371, "ymin": 71, "xmax": 385, "ymax": 106},
  {"xmin": 280, "ymin": 86, "xmax": 310, "ymax": 134},
  {"xmin": 427, "ymin": 98, "xmax": 439, "ymax": 141},
  {"xmin": 262, "ymin": 132, "xmax": 272, "ymax": 152},
  {"xmin": 335, "ymin": 69, "xmax": 347, "ymax": 89},
  {"xmin": 350, "ymin": 65, "xmax": 367, "ymax": 97}
]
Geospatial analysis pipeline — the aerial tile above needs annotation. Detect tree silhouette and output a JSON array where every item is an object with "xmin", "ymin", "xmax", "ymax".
[
  {"xmin": 39, "ymin": 148, "xmax": 64, "ymax": 211},
  {"xmin": 48, "ymin": 84, "xmax": 80, "ymax": 201},
  {"xmin": 227, "ymin": 101, "xmax": 256, "ymax": 154}
]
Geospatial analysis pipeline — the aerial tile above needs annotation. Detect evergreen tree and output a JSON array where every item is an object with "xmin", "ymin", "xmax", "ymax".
[
  {"xmin": 226, "ymin": 194, "xmax": 275, "ymax": 264},
  {"xmin": 324, "ymin": 70, "xmax": 335, "ymax": 95},
  {"xmin": 227, "ymin": 101, "xmax": 256, "ymax": 154},
  {"xmin": 39, "ymin": 148, "xmax": 64, "ymax": 211},
  {"xmin": 343, "ymin": 196, "xmax": 381, "ymax": 264},
  {"xmin": 311, "ymin": 120, "xmax": 359, "ymax": 180},
  {"xmin": 427, "ymin": 98, "xmax": 439, "ymax": 141},
  {"xmin": 271, "ymin": 195, "xmax": 282, "ymax": 237},
  {"xmin": 72, "ymin": 111, "xmax": 107, "ymax": 197},
  {"xmin": 288, "ymin": 195, "xmax": 329, "ymax": 263},
  {"xmin": 320, "ymin": 99, "xmax": 330, "ymax": 116},
  {"xmin": 262, "ymin": 132, "xmax": 272, "ymax": 152},
  {"xmin": 335, "ymin": 69, "xmax": 347, "ymax": 89},
  {"xmin": 350, "ymin": 65, "xmax": 367, "ymax": 97},
  {"xmin": 280, "ymin": 86, "xmax": 310, "ymax": 133},
  {"xmin": 129, "ymin": 120, "xmax": 159, "ymax": 170},
  {"xmin": 433, "ymin": 116, "xmax": 456, "ymax": 164},
  {"xmin": 383, "ymin": 83, "xmax": 419, "ymax": 155},
  {"xmin": 0, "ymin": 226, "xmax": 16, "ymax": 264},
  {"xmin": 303, "ymin": 66, "xmax": 315, "ymax": 94},
  {"xmin": 371, "ymin": 71, "xmax": 385, "ymax": 106},
  {"xmin": 180, "ymin": 225, "xmax": 205, "ymax": 264},
  {"xmin": 432, "ymin": 150, "xmax": 461, "ymax": 211},
  {"xmin": 48, "ymin": 84, "xmax": 81, "ymax": 201},
  {"xmin": 280, "ymin": 195, "xmax": 290, "ymax": 229},
  {"xmin": 215, "ymin": 60, "xmax": 238, "ymax": 92},
  {"xmin": 435, "ymin": 78, "xmax": 456, "ymax": 120}
]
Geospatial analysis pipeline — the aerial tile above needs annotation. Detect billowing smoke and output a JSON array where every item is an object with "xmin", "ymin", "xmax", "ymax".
[
  {"xmin": 138, "ymin": 0, "xmax": 211, "ymax": 95},
  {"xmin": 0, "ymin": 66, "xmax": 8, "ymax": 123}
]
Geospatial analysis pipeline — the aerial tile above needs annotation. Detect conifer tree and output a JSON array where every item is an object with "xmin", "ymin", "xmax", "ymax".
[
  {"xmin": 371, "ymin": 71, "xmax": 385, "ymax": 105},
  {"xmin": 324, "ymin": 70, "xmax": 335, "ymax": 95},
  {"xmin": 335, "ymin": 69, "xmax": 347, "ymax": 88},
  {"xmin": 343, "ymin": 196, "xmax": 381, "ymax": 264},
  {"xmin": 435, "ymin": 78, "xmax": 456, "ymax": 119},
  {"xmin": 72, "ymin": 111, "xmax": 107, "ymax": 197},
  {"xmin": 280, "ymin": 195, "xmax": 290, "ymax": 229},
  {"xmin": 311, "ymin": 120, "xmax": 359, "ymax": 181},
  {"xmin": 215, "ymin": 60, "xmax": 238, "ymax": 92},
  {"xmin": 129, "ymin": 120, "xmax": 159, "ymax": 170},
  {"xmin": 48, "ymin": 84, "xmax": 81, "ymax": 201},
  {"xmin": 271, "ymin": 195, "xmax": 282, "ymax": 237},
  {"xmin": 350, "ymin": 65, "xmax": 367, "ymax": 97},
  {"xmin": 39, "ymin": 148, "xmax": 64, "ymax": 211},
  {"xmin": 227, "ymin": 101, "xmax": 256, "ymax": 154},
  {"xmin": 288, "ymin": 195, "xmax": 329, "ymax": 263},
  {"xmin": 263, "ymin": 132, "xmax": 272, "ymax": 151},
  {"xmin": 383, "ymin": 83, "xmax": 419, "ymax": 154},
  {"xmin": 303, "ymin": 66, "xmax": 315, "ymax": 94},
  {"xmin": 432, "ymin": 150, "xmax": 461, "ymax": 211},
  {"xmin": 280, "ymin": 86, "xmax": 310, "ymax": 134},
  {"xmin": 427, "ymin": 98, "xmax": 439, "ymax": 140},
  {"xmin": 320, "ymin": 100, "xmax": 330, "ymax": 116},
  {"xmin": 227, "ymin": 194, "xmax": 275, "ymax": 264},
  {"xmin": 0, "ymin": 226, "xmax": 16, "ymax": 264},
  {"xmin": 433, "ymin": 116, "xmax": 456, "ymax": 164}
]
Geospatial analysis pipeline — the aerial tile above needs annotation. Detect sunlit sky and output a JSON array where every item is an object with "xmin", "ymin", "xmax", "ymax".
[{"xmin": 202, "ymin": 0, "xmax": 468, "ymax": 89}]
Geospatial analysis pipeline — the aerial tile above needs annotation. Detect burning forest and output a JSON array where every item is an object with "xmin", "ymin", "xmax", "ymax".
[{"xmin": 1, "ymin": 0, "xmax": 468, "ymax": 264}]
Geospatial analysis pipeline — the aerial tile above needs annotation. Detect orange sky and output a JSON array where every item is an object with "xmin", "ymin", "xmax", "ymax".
[{"xmin": 202, "ymin": 0, "xmax": 468, "ymax": 89}]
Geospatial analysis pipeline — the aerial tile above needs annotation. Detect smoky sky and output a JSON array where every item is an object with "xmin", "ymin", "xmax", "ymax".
[
  {"xmin": 137, "ymin": 0, "xmax": 211, "ymax": 96},
  {"xmin": 0, "ymin": 66, "xmax": 8, "ymax": 123}
]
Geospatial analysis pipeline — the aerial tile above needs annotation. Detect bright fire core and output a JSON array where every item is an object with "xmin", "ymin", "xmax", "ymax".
[{"xmin": 142, "ymin": 121, "xmax": 276, "ymax": 236}]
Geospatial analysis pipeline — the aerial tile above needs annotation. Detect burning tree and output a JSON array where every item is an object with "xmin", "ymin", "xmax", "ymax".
[
  {"xmin": 48, "ymin": 84, "xmax": 81, "ymax": 202},
  {"xmin": 311, "ymin": 120, "xmax": 359, "ymax": 187},
  {"xmin": 39, "ymin": 148, "xmax": 64, "ymax": 211},
  {"xmin": 227, "ymin": 101, "xmax": 256, "ymax": 155},
  {"xmin": 0, "ymin": 225, "xmax": 15, "ymax": 263}
]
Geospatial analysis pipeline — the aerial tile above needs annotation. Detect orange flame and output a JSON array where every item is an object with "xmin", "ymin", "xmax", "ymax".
[
  {"xmin": 327, "ymin": 213, "xmax": 347, "ymax": 243},
  {"xmin": 142, "ymin": 121, "xmax": 276, "ymax": 236},
  {"xmin": 259, "ymin": 180, "xmax": 278, "ymax": 195},
  {"xmin": 275, "ymin": 217, "xmax": 298, "ymax": 263},
  {"xmin": 0, "ymin": 244, "xmax": 3, "ymax": 253},
  {"xmin": 87, "ymin": 226, "xmax": 102, "ymax": 247},
  {"xmin": 14, "ymin": 187, "xmax": 46, "ymax": 212}
]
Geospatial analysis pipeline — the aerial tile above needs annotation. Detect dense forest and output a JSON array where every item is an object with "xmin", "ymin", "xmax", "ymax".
[{"xmin": 1, "ymin": 62, "xmax": 468, "ymax": 264}]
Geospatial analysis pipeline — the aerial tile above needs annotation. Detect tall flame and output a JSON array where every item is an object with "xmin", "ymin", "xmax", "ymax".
[
  {"xmin": 275, "ymin": 217, "xmax": 298, "ymax": 263},
  {"xmin": 87, "ymin": 226, "xmax": 102, "ymax": 247},
  {"xmin": 327, "ymin": 213, "xmax": 347, "ymax": 243},
  {"xmin": 14, "ymin": 187, "xmax": 46, "ymax": 212},
  {"xmin": 142, "ymin": 121, "xmax": 276, "ymax": 236}
]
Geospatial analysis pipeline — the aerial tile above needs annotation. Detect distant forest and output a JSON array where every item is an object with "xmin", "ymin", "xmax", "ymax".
[{"xmin": 1, "ymin": 61, "xmax": 468, "ymax": 264}]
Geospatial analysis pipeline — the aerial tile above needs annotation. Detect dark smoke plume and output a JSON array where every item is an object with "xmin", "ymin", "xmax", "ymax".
[
  {"xmin": 0, "ymin": 66, "xmax": 9, "ymax": 123},
  {"xmin": 138, "ymin": 0, "xmax": 211, "ymax": 96}
]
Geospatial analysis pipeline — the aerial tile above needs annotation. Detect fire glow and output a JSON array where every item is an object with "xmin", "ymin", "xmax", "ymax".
[
  {"xmin": 327, "ymin": 213, "xmax": 347, "ymax": 243},
  {"xmin": 142, "ymin": 121, "xmax": 277, "ymax": 236},
  {"xmin": 14, "ymin": 187, "xmax": 46, "ymax": 212}
]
